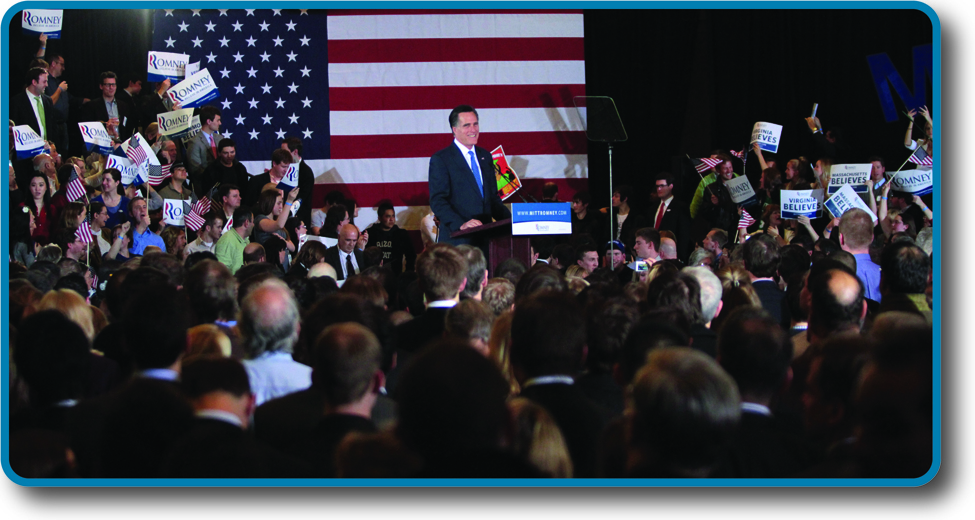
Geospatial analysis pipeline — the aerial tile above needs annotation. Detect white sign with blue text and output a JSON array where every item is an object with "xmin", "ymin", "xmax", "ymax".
[
  {"xmin": 157, "ymin": 108, "xmax": 196, "ymax": 140},
  {"xmin": 147, "ymin": 51, "xmax": 190, "ymax": 82},
  {"xmin": 890, "ymin": 170, "xmax": 933, "ymax": 196},
  {"xmin": 512, "ymin": 203, "xmax": 572, "ymax": 235},
  {"xmin": 162, "ymin": 199, "xmax": 186, "ymax": 226},
  {"xmin": 750, "ymin": 121, "xmax": 783, "ymax": 153},
  {"xmin": 724, "ymin": 175, "xmax": 758, "ymax": 206},
  {"xmin": 166, "ymin": 68, "xmax": 220, "ymax": 109},
  {"xmin": 12, "ymin": 125, "xmax": 45, "ymax": 159},
  {"xmin": 824, "ymin": 185, "xmax": 877, "ymax": 222},
  {"xmin": 78, "ymin": 122, "xmax": 114, "ymax": 155},
  {"xmin": 781, "ymin": 189, "xmax": 824, "ymax": 219},
  {"xmin": 827, "ymin": 163, "xmax": 872, "ymax": 194},
  {"xmin": 22, "ymin": 9, "xmax": 62, "ymax": 38}
]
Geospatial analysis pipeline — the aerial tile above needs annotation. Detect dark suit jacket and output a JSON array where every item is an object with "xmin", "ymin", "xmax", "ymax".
[
  {"xmin": 79, "ymin": 96, "xmax": 135, "ymax": 141},
  {"xmin": 752, "ymin": 279, "xmax": 786, "ymax": 326},
  {"xmin": 649, "ymin": 197, "xmax": 693, "ymax": 261},
  {"xmin": 323, "ymin": 246, "xmax": 365, "ymax": 281},
  {"xmin": 162, "ymin": 417, "xmax": 311, "ymax": 478},
  {"xmin": 10, "ymin": 90, "xmax": 56, "ymax": 143},
  {"xmin": 428, "ymin": 143, "xmax": 510, "ymax": 245},
  {"xmin": 519, "ymin": 382, "xmax": 608, "ymax": 478},
  {"xmin": 296, "ymin": 161, "xmax": 315, "ymax": 226},
  {"xmin": 715, "ymin": 410, "xmax": 814, "ymax": 478}
]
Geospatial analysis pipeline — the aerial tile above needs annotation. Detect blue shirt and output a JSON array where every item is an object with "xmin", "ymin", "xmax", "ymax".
[
  {"xmin": 854, "ymin": 253, "xmax": 882, "ymax": 303},
  {"xmin": 130, "ymin": 227, "xmax": 166, "ymax": 255}
]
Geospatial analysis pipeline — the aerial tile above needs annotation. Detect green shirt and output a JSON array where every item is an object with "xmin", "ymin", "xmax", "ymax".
[{"xmin": 214, "ymin": 228, "xmax": 249, "ymax": 274}]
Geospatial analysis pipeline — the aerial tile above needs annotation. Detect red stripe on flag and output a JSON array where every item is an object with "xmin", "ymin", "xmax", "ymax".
[
  {"xmin": 310, "ymin": 178, "xmax": 591, "ymax": 208},
  {"xmin": 330, "ymin": 132, "xmax": 588, "ymax": 160},
  {"xmin": 328, "ymin": 9, "xmax": 583, "ymax": 16},
  {"xmin": 328, "ymin": 38, "xmax": 584, "ymax": 63},
  {"xmin": 329, "ymin": 84, "xmax": 587, "ymax": 111}
]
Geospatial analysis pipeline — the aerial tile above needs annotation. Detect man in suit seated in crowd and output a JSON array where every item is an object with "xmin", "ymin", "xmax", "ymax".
[
  {"xmin": 716, "ymin": 307, "xmax": 813, "ymax": 477},
  {"xmin": 395, "ymin": 244, "xmax": 468, "ymax": 356},
  {"xmin": 878, "ymin": 242, "xmax": 931, "ymax": 320},
  {"xmin": 625, "ymin": 347, "xmax": 740, "ymax": 477},
  {"xmin": 510, "ymin": 290, "xmax": 608, "ymax": 478},
  {"xmin": 324, "ymin": 224, "xmax": 366, "ymax": 281},
  {"xmin": 292, "ymin": 323, "xmax": 383, "ymax": 477},
  {"xmin": 162, "ymin": 358, "xmax": 308, "ymax": 478}
]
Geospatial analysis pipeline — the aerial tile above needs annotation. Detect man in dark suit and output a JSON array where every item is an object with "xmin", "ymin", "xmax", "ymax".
[
  {"xmin": 648, "ymin": 171, "xmax": 693, "ymax": 262},
  {"xmin": 716, "ymin": 307, "xmax": 812, "ymax": 477},
  {"xmin": 162, "ymin": 358, "xmax": 309, "ymax": 478},
  {"xmin": 428, "ymin": 105, "xmax": 510, "ymax": 245},
  {"xmin": 79, "ymin": 71, "xmax": 134, "ymax": 141},
  {"xmin": 510, "ymin": 291, "xmax": 608, "ymax": 478},
  {"xmin": 280, "ymin": 136, "xmax": 315, "ymax": 226},
  {"xmin": 744, "ymin": 233, "xmax": 786, "ymax": 325},
  {"xmin": 324, "ymin": 224, "xmax": 366, "ymax": 281},
  {"xmin": 10, "ymin": 67, "xmax": 56, "ymax": 192}
]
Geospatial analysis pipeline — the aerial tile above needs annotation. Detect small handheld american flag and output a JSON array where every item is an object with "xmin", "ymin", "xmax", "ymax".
[
  {"xmin": 729, "ymin": 148, "xmax": 746, "ymax": 160},
  {"xmin": 75, "ymin": 219, "xmax": 94, "ymax": 245},
  {"xmin": 125, "ymin": 134, "xmax": 149, "ymax": 165},
  {"xmin": 907, "ymin": 146, "xmax": 933, "ymax": 166},
  {"xmin": 65, "ymin": 171, "xmax": 87, "ymax": 202},
  {"xmin": 738, "ymin": 208, "xmax": 756, "ymax": 229},
  {"xmin": 148, "ymin": 163, "xmax": 172, "ymax": 187},
  {"xmin": 695, "ymin": 157, "xmax": 721, "ymax": 173},
  {"xmin": 184, "ymin": 196, "xmax": 212, "ymax": 232}
]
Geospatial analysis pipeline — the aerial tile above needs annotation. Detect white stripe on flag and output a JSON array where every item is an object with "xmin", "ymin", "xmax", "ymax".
[
  {"xmin": 327, "ymin": 13, "xmax": 584, "ymax": 40},
  {"xmin": 329, "ymin": 107, "xmax": 587, "ymax": 136},
  {"xmin": 241, "ymin": 155, "xmax": 589, "ymax": 184},
  {"xmin": 327, "ymin": 60, "xmax": 586, "ymax": 88}
]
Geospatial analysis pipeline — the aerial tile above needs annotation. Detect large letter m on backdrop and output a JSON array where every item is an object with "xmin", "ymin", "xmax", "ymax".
[{"xmin": 867, "ymin": 44, "xmax": 932, "ymax": 123}]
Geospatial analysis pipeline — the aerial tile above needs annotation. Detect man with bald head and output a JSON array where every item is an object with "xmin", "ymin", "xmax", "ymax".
[
  {"xmin": 323, "ymin": 223, "xmax": 365, "ymax": 281},
  {"xmin": 33, "ymin": 153, "xmax": 57, "ymax": 193},
  {"xmin": 838, "ymin": 208, "xmax": 881, "ymax": 302},
  {"xmin": 806, "ymin": 264, "xmax": 867, "ymax": 345},
  {"xmin": 242, "ymin": 243, "xmax": 266, "ymax": 265},
  {"xmin": 239, "ymin": 278, "xmax": 311, "ymax": 405},
  {"xmin": 307, "ymin": 262, "xmax": 338, "ymax": 280}
]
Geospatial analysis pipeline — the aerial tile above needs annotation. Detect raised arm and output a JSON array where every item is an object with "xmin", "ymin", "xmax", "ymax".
[
  {"xmin": 752, "ymin": 142, "xmax": 769, "ymax": 172},
  {"xmin": 904, "ymin": 108, "xmax": 918, "ymax": 148},
  {"xmin": 913, "ymin": 194, "xmax": 933, "ymax": 222}
]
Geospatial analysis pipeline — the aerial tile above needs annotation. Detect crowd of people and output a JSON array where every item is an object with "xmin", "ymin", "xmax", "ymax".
[{"xmin": 7, "ymin": 33, "xmax": 934, "ymax": 480}]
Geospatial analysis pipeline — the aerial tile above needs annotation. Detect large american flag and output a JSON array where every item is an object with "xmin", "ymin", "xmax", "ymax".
[{"xmin": 153, "ymin": 9, "xmax": 586, "ymax": 230}]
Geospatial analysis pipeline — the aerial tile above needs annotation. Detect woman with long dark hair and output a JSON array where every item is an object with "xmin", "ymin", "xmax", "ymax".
[
  {"xmin": 25, "ymin": 171, "xmax": 53, "ymax": 245},
  {"xmin": 91, "ymin": 168, "xmax": 129, "ymax": 228}
]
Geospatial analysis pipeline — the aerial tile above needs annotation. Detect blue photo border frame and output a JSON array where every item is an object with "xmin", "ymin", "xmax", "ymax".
[{"xmin": 0, "ymin": 0, "xmax": 941, "ymax": 488}]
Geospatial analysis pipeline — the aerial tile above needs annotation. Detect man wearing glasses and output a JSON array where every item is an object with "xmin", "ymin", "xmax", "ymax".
[
  {"xmin": 80, "ymin": 71, "xmax": 133, "ymax": 141},
  {"xmin": 648, "ymin": 171, "xmax": 692, "ymax": 262}
]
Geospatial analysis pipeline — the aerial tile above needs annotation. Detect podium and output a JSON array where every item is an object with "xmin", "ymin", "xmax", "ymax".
[{"xmin": 450, "ymin": 218, "xmax": 532, "ymax": 274}]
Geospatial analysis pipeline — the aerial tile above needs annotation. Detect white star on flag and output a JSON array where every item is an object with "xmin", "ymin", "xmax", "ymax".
[
  {"xmin": 246, "ymin": 67, "xmax": 258, "ymax": 78},
  {"xmin": 232, "ymin": 21, "xmax": 242, "ymax": 31},
  {"xmin": 299, "ymin": 36, "xmax": 310, "ymax": 46},
  {"xmin": 221, "ymin": 99, "xmax": 232, "ymax": 110},
  {"xmin": 249, "ymin": 129, "xmax": 260, "ymax": 140},
  {"xmin": 300, "ymin": 97, "xmax": 312, "ymax": 108},
  {"xmin": 260, "ymin": 52, "xmax": 271, "ymax": 62},
  {"xmin": 245, "ymin": 10, "xmax": 255, "ymax": 16},
  {"xmin": 191, "ymin": 10, "xmax": 201, "ymax": 17},
  {"xmin": 233, "ymin": 52, "xmax": 244, "ymax": 62},
  {"xmin": 261, "ymin": 83, "xmax": 272, "ymax": 94},
  {"xmin": 287, "ymin": 83, "xmax": 299, "ymax": 93},
  {"xmin": 205, "ymin": 21, "xmax": 216, "ymax": 31},
  {"xmin": 262, "ymin": 114, "xmax": 273, "ymax": 125},
  {"xmin": 288, "ymin": 113, "xmax": 299, "ymax": 124},
  {"xmin": 246, "ymin": 36, "xmax": 256, "ymax": 46},
  {"xmin": 286, "ymin": 51, "xmax": 297, "ymax": 61},
  {"xmin": 275, "ymin": 128, "xmax": 287, "ymax": 140},
  {"xmin": 300, "ymin": 66, "xmax": 311, "ymax": 77},
  {"xmin": 274, "ymin": 98, "xmax": 286, "ymax": 108},
  {"xmin": 191, "ymin": 37, "xmax": 202, "ymax": 47},
  {"xmin": 219, "ymin": 36, "xmax": 229, "ymax": 47},
  {"xmin": 178, "ymin": 21, "xmax": 188, "ymax": 31},
  {"xmin": 206, "ymin": 52, "xmax": 217, "ymax": 63},
  {"xmin": 286, "ymin": 21, "xmax": 297, "ymax": 31},
  {"xmin": 259, "ymin": 21, "xmax": 270, "ymax": 31},
  {"xmin": 235, "ymin": 114, "xmax": 246, "ymax": 125},
  {"xmin": 272, "ymin": 10, "xmax": 282, "ymax": 16},
  {"xmin": 165, "ymin": 10, "xmax": 174, "ymax": 16},
  {"xmin": 234, "ymin": 83, "xmax": 245, "ymax": 94},
  {"xmin": 165, "ymin": 37, "xmax": 175, "ymax": 48},
  {"xmin": 273, "ymin": 36, "xmax": 283, "ymax": 46},
  {"xmin": 302, "ymin": 128, "xmax": 313, "ymax": 139},
  {"xmin": 218, "ymin": 10, "xmax": 228, "ymax": 16},
  {"xmin": 220, "ymin": 68, "xmax": 230, "ymax": 78},
  {"xmin": 248, "ymin": 98, "xmax": 259, "ymax": 109},
  {"xmin": 273, "ymin": 67, "xmax": 284, "ymax": 77}
]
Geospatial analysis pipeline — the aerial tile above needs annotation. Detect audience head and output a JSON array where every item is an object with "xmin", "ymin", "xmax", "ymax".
[{"xmin": 239, "ymin": 278, "xmax": 300, "ymax": 358}]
